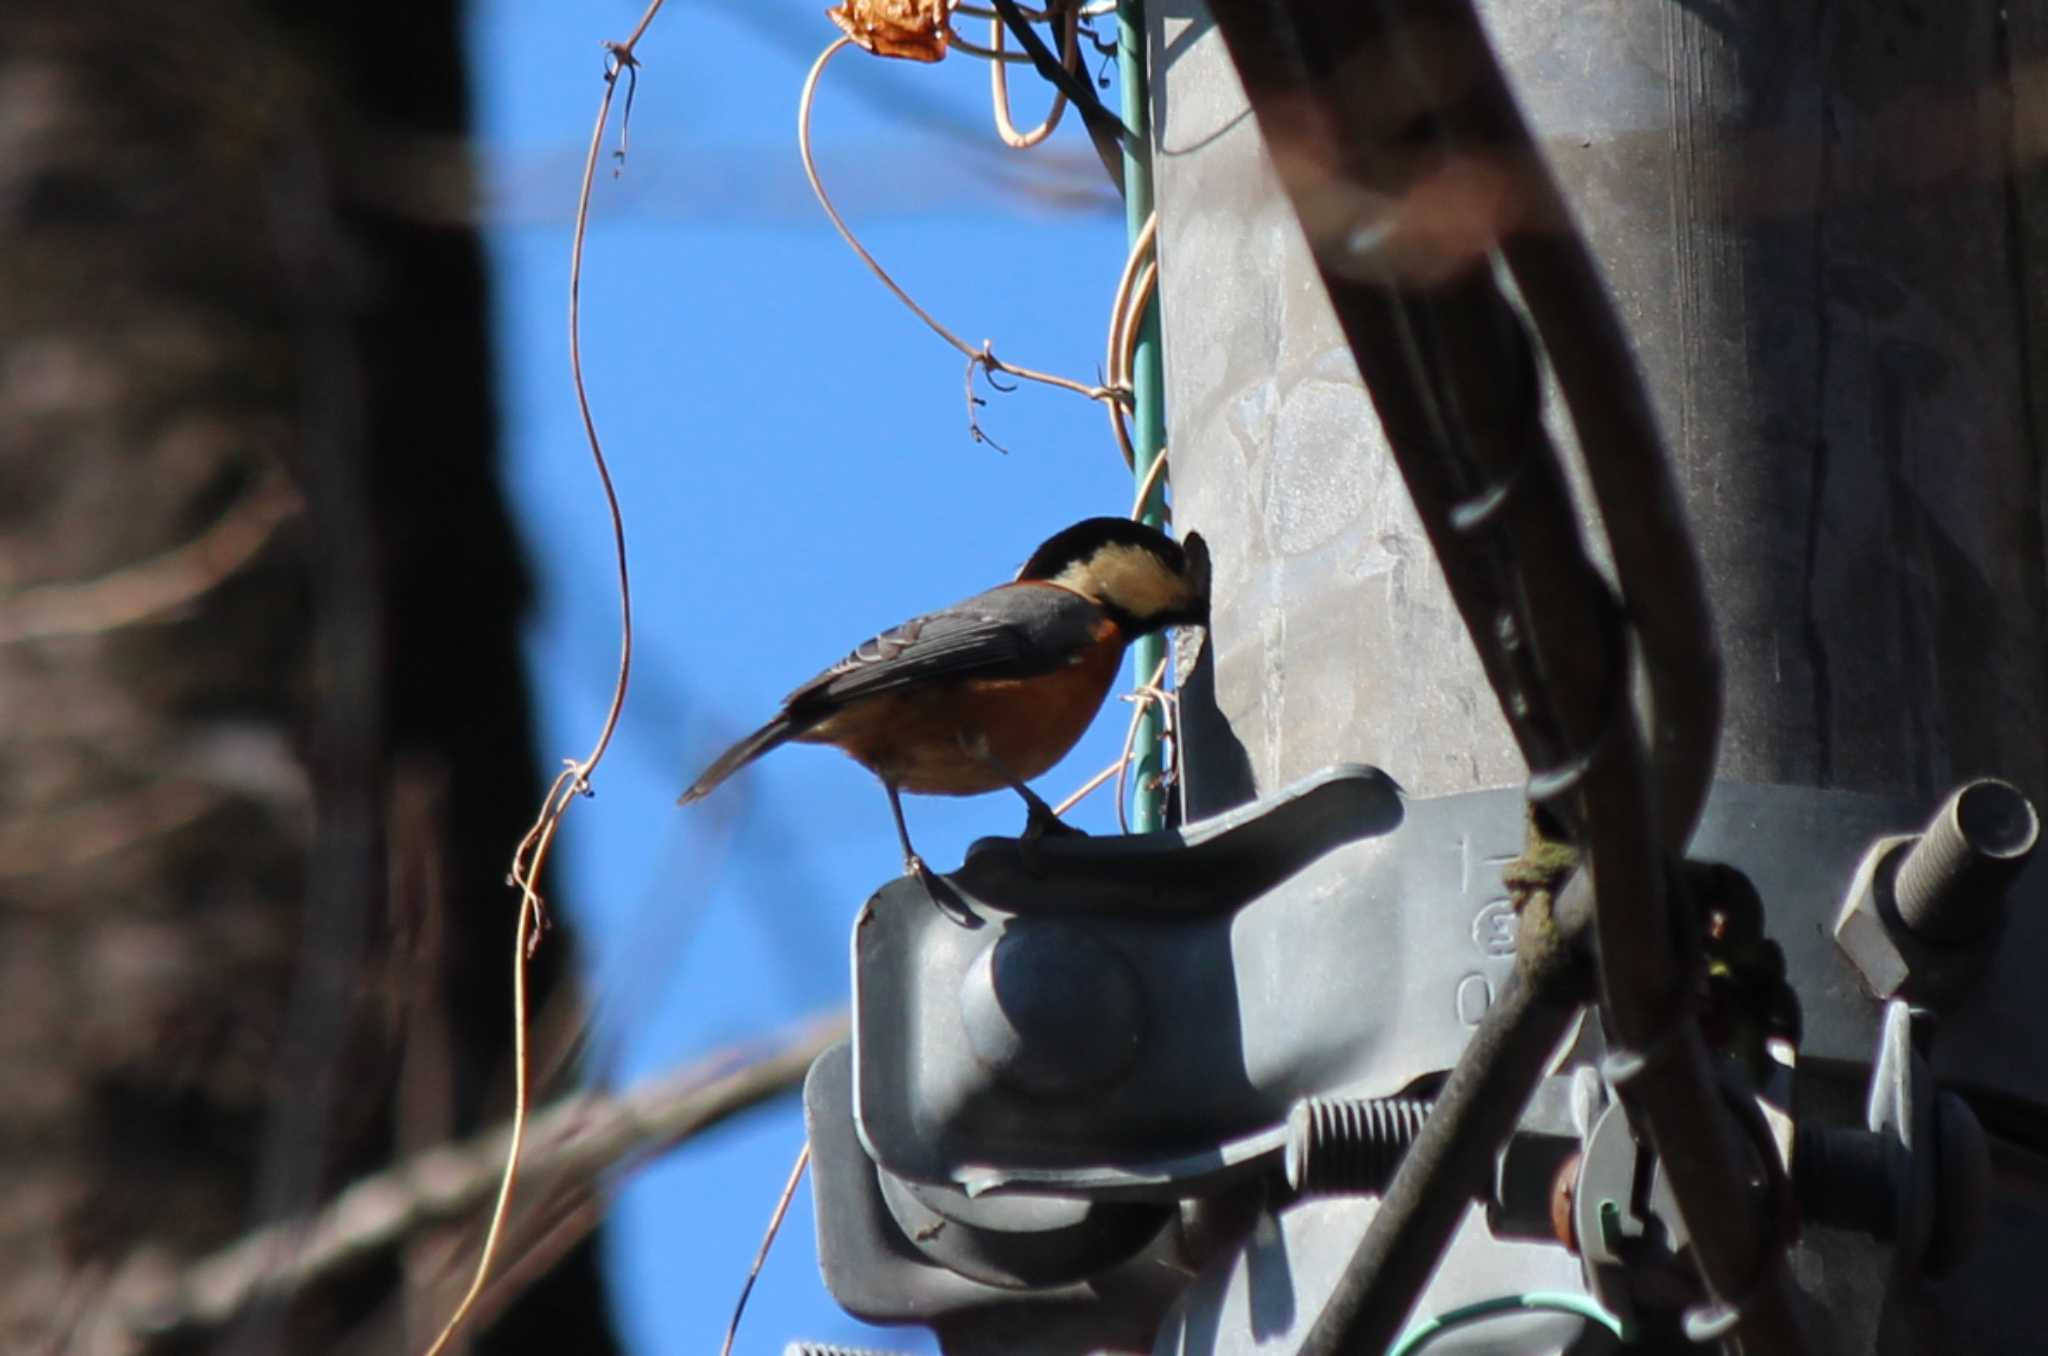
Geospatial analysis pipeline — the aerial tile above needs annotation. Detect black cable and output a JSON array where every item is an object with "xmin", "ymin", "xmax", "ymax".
[
  {"xmin": 1196, "ymin": 1, "xmax": 1808, "ymax": 1351},
  {"xmin": 1297, "ymin": 880, "xmax": 1595, "ymax": 1356}
]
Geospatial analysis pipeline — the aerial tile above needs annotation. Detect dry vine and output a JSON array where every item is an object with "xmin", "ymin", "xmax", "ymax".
[
  {"xmin": 717, "ymin": 1141, "xmax": 814, "ymax": 1356},
  {"xmin": 416, "ymin": 6, "xmax": 1187, "ymax": 1347},
  {"xmin": 797, "ymin": 31, "xmax": 1127, "ymax": 450},
  {"xmin": 417, "ymin": 1, "xmax": 663, "ymax": 1349}
]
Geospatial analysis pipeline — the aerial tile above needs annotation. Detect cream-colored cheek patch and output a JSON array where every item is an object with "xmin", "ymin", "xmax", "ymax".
[{"xmin": 1053, "ymin": 543, "xmax": 1196, "ymax": 620}]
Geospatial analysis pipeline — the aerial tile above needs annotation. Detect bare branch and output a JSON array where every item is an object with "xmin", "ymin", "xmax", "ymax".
[
  {"xmin": 0, "ymin": 471, "xmax": 300, "ymax": 644},
  {"xmin": 421, "ymin": 0, "xmax": 670, "ymax": 1346},
  {"xmin": 121, "ymin": 1016, "xmax": 844, "ymax": 1344}
]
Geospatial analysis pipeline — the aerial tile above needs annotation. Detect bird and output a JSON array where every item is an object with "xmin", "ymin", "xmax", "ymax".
[{"xmin": 678, "ymin": 516, "xmax": 1209, "ymax": 879}]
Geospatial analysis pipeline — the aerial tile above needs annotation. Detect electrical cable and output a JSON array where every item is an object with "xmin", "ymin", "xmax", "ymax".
[{"xmin": 1386, "ymin": 1291, "xmax": 1629, "ymax": 1356}]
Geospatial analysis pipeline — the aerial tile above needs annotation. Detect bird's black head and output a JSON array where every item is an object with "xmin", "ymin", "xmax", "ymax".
[{"xmin": 1017, "ymin": 517, "xmax": 1209, "ymax": 635}]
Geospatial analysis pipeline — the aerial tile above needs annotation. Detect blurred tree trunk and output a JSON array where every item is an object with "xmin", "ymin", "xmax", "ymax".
[{"xmin": 0, "ymin": 1, "xmax": 619, "ymax": 1351}]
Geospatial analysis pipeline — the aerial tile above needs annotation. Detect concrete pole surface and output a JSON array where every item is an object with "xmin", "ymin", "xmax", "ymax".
[
  {"xmin": 1156, "ymin": 0, "xmax": 2048, "ymax": 817},
  {"xmin": 1149, "ymin": 2, "xmax": 2048, "ymax": 1352}
]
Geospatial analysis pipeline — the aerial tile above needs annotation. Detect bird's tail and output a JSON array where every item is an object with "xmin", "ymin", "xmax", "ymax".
[{"xmin": 678, "ymin": 716, "xmax": 796, "ymax": 805}]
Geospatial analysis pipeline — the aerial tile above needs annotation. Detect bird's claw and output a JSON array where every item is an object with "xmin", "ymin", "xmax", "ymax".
[
  {"xmin": 1022, "ymin": 803, "xmax": 1086, "ymax": 842},
  {"xmin": 907, "ymin": 853, "xmax": 977, "ymax": 925},
  {"xmin": 1014, "ymin": 804, "xmax": 1088, "ymax": 878},
  {"xmin": 906, "ymin": 852, "xmax": 948, "ymax": 909}
]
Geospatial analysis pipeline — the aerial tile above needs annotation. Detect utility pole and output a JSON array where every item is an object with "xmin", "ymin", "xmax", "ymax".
[
  {"xmin": 1163, "ymin": 0, "xmax": 2048, "ymax": 816},
  {"xmin": 800, "ymin": 4, "xmax": 2048, "ymax": 1352},
  {"xmin": 1157, "ymin": 1, "xmax": 2048, "ymax": 1351}
]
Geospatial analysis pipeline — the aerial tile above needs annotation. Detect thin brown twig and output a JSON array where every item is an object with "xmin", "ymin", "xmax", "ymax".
[
  {"xmin": 986, "ymin": 2, "xmax": 1078, "ymax": 147},
  {"xmin": 1102, "ymin": 210, "xmax": 1156, "ymax": 468},
  {"xmin": 446, "ymin": 1189, "xmax": 603, "ymax": 1342},
  {"xmin": 564, "ymin": 49, "xmax": 640, "ymax": 787},
  {"xmin": 947, "ymin": 33, "xmax": 1034, "ymax": 62},
  {"xmin": 1104, "ymin": 216, "xmax": 1154, "ymax": 368},
  {"xmin": 418, "ymin": 2, "xmax": 661, "ymax": 1349},
  {"xmin": 417, "ymin": 826, "xmax": 544, "ymax": 1356},
  {"xmin": 952, "ymin": 1, "xmax": 1057, "ymax": 21},
  {"xmin": 1121, "ymin": 259, "xmax": 1157, "ymax": 383},
  {"xmin": 961, "ymin": 350, "xmax": 1010, "ymax": 453},
  {"xmin": 1052, "ymin": 753, "xmax": 1123, "ymax": 817},
  {"xmin": 798, "ymin": 36, "xmax": 1119, "ymax": 448},
  {"xmin": 718, "ymin": 1140, "xmax": 813, "ymax": 1356},
  {"xmin": 956, "ymin": 0, "xmax": 1119, "ymax": 18},
  {"xmin": 1111, "ymin": 259, "xmax": 1159, "ymax": 481},
  {"xmin": 611, "ymin": 56, "xmax": 641, "ymax": 174},
  {"xmin": 1129, "ymin": 440, "xmax": 1170, "ymax": 521},
  {"xmin": 443, "ymin": 1022, "xmax": 834, "ymax": 1342},
  {"xmin": 1113, "ymin": 655, "xmax": 1171, "ymax": 833}
]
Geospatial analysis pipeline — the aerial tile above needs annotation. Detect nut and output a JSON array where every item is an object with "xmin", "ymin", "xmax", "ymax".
[
  {"xmin": 1833, "ymin": 834, "xmax": 1922, "ymax": 1000},
  {"xmin": 1832, "ymin": 834, "xmax": 1995, "ymax": 1008}
]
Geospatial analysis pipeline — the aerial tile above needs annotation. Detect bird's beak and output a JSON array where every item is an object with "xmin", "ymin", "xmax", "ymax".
[{"xmin": 1181, "ymin": 529, "xmax": 1213, "ymax": 625}]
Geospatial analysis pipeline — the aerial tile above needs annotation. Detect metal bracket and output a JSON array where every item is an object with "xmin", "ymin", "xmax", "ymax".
[
  {"xmin": 853, "ymin": 775, "xmax": 2048, "ymax": 1199},
  {"xmin": 806, "ymin": 1040, "xmax": 1189, "ymax": 1348},
  {"xmin": 815, "ymin": 774, "xmax": 2040, "ymax": 1353},
  {"xmin": 851, "ymin": 766, "xmax": 1542, "ymax": 1198}
]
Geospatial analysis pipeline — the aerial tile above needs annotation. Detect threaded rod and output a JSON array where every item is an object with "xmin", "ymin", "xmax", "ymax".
[
  {"xmin": 1285, "ymin": 1096, "xmax": 1434, "ymax": 1194},
  {"xmin": 1894, "ymin": 779, "xmax": 2039, "ymax": 942}
]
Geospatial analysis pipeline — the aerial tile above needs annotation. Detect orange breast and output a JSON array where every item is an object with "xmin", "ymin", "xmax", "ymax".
[{"xmin": 801, "ymin": 621, "xmax": 1126, "ymax": 796}]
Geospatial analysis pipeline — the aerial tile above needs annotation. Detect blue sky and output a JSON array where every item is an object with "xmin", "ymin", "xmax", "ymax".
[{"xmin": 469, "ymin": 3, "xmax": 1146, "ymax": 1350}]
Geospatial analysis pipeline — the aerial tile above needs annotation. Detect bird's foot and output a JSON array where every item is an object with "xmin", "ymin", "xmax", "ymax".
[
  {"xmin": 906, "ymin": 853, "xmax": 976, "ymax": 924},
  {"xmin": 1022, "ymin": 802, "xmax": 1087, "ymax": 842},
  {"xmin": 908, "ymin": 851, "xmax": 959, "ymax": 908},
  {"xmin": 1015, "ymin": 805, "xmax": 1087, "ymax": 878}
]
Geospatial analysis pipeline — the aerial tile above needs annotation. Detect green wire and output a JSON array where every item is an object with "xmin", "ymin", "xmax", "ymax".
[
  {"xmin": 1115, "ymin": 0, "xmax": 1168, "ymax": 833},
  {"xmin": 1386, "ymin": 1291, "xmax": 1631, "ymax": 1356}
]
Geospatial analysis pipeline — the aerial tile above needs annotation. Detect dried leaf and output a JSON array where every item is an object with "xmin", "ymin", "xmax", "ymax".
[{"xmin": 826, "ymin": 0, "xmax": 949, "ymax": 63}]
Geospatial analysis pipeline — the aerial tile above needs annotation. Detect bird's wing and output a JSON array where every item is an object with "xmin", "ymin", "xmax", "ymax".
[{"xmin": 784, "ymin": 582, "xmax": 1106, "ymax": 714}]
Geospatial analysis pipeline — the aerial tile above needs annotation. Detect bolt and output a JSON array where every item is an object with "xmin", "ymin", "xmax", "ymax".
[
  {"xmin": 1283, "ymin": 1095, "xmax": 1431, "ymax": 1194},
  {"xmin": 1795, "ymin": 1126, "xmax": 1903, "ymax": 1240},
  {"xmin": 958, "ymin": 919, "xmax": 1144, "ymax": 1097},
  {"xmin": 1924, "ymin": 1090, "xmax": 1990, "ymax": 1276},
  {"xmin": 1894, "ymin": 778, "xmax": 2039, "ymax": 943},
  {"xmin": 1797, "ymin": 1092, "xmax": 1991, "ymax": 1277},
  {"xmin": 783, "ymin": 1345, "xmax": 917, "ymax": 1356}
]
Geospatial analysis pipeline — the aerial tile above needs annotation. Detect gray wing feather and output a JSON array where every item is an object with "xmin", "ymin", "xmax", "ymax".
[{"xmin": 784, "ymin": 583, "xmax": 1102, "ymax": 715}]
